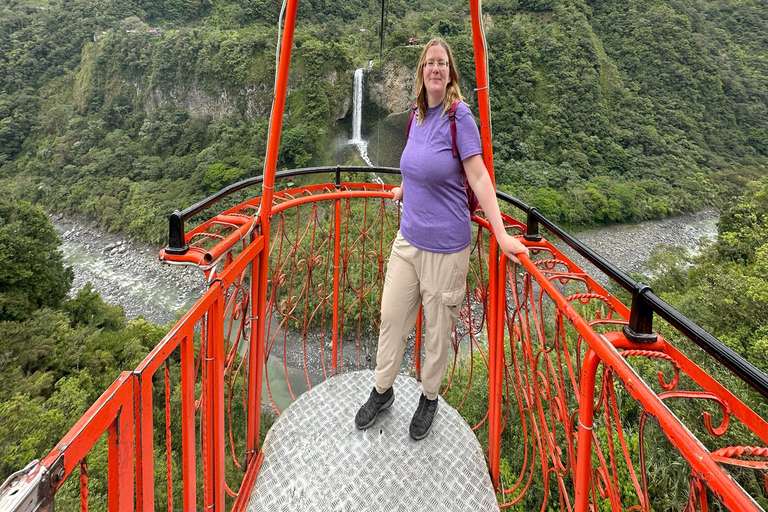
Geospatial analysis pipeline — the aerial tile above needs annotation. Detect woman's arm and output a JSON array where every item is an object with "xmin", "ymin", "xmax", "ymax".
[
  {"xmin": 463, "ymin": 154, "xmax": 529, "ymax": 264},
  {"xmin": 391, "ymin": 185, "xmax": 403, "ymax": 202}
]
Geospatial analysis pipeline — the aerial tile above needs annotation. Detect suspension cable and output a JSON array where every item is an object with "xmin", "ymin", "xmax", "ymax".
[{"xmin": 374, "ymin": 0, "xmax": 388, "ymax": 167}]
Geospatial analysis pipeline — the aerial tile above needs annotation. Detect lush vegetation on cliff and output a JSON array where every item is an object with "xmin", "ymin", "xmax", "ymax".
[
  {"xmin": 1, "ymin": 0, "xmax": 767, "ymax": 242},
  {"xmin": 639, "ymin": 177, "xmax": 768, "ymax": 374},
  {"xmin": 0, "ymin": 201, "xmax": 159, "ymax": 498},
  {"xmin": 0, "ymin": 200, "xmax": 271, "ymax": 510}
]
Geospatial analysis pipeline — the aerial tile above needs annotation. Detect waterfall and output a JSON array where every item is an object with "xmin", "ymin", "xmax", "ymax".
[
  {"xmin": 349, "ymin": 67, "xmax": 373, "ymax": 167},
  {"xmin": 351, "ymin": 68, "xmax": 363, "ymax": 143}
]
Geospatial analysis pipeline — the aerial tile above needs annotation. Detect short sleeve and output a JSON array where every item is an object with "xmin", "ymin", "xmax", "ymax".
[{"xmin": 454, "ymin": 102, "xmax": 483, "ymax": 160}]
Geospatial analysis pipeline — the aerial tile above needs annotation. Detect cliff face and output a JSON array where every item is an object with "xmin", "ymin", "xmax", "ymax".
[
  {"xmin": 368, "ymin": 60, "xmax": 416, "ymax": 115},
  {"xmin": 326, "ymin": 70, "xmax": 352, "ymax": 121},
  {"xmin": 148, "ymin": 83, "xmax": 272, "ymax": 122},
  {"xmin": 144, "ymin": 83, "xmax": 256, "ymax": 121},
  {"xmin": 142, "ymin": 54, "xmax": 355, "ymax": 125}
]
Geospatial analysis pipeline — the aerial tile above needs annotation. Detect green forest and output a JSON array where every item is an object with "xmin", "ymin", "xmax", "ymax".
[
  {"xmin": 1, "ymin": 0, "xmax": 767, "ymax": 241},
  {"xmin": 1, "ymin": 0, "xmax": 767, "ymax": 508}
]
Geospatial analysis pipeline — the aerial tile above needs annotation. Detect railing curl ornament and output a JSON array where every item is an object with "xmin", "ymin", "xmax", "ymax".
[
  {"xmin": 656, "ymin": 391, "xmax": 732, "ymax": 438},
  {"xmin": 620, "ymin": 349, "xmax": 682, "ymax": 390}
]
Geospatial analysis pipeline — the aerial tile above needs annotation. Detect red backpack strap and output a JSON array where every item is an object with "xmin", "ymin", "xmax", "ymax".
[
  {"xmin": 449, "ymin": 100, "xmax": 479, "ymax": 213},
  {"xmin": 448, "ymin": 100, "xmax": 460, "ymax": 158},
  {"xmin": 405, "ymin": 103, "xmax": 418, "ymax": 137}
]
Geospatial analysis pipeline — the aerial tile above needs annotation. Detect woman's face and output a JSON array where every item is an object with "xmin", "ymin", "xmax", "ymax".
[{"xmin": 423, "ymin": 44, "xmax": 451, "ymax": 103}]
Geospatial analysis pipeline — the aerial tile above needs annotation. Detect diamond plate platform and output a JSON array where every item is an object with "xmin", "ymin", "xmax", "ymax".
[{"xmin": 247, "ymin": 371, "xmax": 499, "ymax": 511}]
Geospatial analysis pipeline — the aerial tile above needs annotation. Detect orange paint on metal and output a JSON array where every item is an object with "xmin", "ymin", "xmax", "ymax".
[
  {"xmin": 134, "ymin": 369, "xmax": 154, "ymax": 512},
  {"xmin": 469, "ymin": 0, "xmax": 495, "ymax": 186},
  {"xmin": 246, "ymin": 247, "xmax": 262, "ymax": 461},
  {"xmin": 180, "ymin": 332, "xmax": 197, "ymax": 510},
  {"xmin": 79, "ymin": 460, "xmax": 88, "ymax": 512},
  {"xmin": 487, "ymin": 237, "xmax": 501, "ymax": 487},
  {"xmin": 332, "ymin": 197, "xmax": 342, "ymax": 376},
  {"xmin": 165, "ymin": 362, "xmax": 173, "ymax": 512}
]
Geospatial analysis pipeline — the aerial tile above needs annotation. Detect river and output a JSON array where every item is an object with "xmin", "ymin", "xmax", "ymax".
[
  {"xmin": 52, "ymin": 215, "xmax": 208, "ymax": 327},
  {"xmin": 552, "ymin": 207, "xmax": 719, "ymax": 287}
]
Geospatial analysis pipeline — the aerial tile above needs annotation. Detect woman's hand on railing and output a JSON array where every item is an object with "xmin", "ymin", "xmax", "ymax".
[
  {"xmin": 391, "ymin": 186, "xmax": 403, "ymax": 202},
  {"xmin": 497, "ymin": 231, "xmax": 529, "ymax": 264}
]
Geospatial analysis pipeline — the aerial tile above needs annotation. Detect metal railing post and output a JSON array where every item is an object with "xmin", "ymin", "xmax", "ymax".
[
  {"xmin": 574, "ymin": 349, "xmax": 601, "ymax": 512},
  {"xmin": 246, "ymin": 230, "xmax": 264, "ymax": 462},
  {"xmin": 180, "ymin": 330, "xmax": 196, "ymax": 510},
  {"xmin": 332, "ymin": 195, "xmax": 342, "ymax": 376},
  {"xmin": 203, "ymin": 293, "xmax": 225, "ymax": 510},
  {"xmin": 166, "ymin": 210, "xmax": 188, "ymax": 255},
  {"xmin": 134, "ymin": 370, "xmax": 154, "ymax": 512},
  {"xmin": 524, "ymin": 208, "xmax": 543, "ymax": 242},
  {"xmin": 108, "ymin": 378, "xmax": 135, "ymax": 512},
  {"xmin": 487, "ymin": 236, "xmax": 502, "ymax": 487},
  {"xmin": 623, "ymin": 283, "xmax": 657, "ymax": 343}
]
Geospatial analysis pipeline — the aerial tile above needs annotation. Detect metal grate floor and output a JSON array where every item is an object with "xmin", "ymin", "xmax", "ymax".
[{"xmin": 247, "ymin": 370, "xmax": 499, "ymax": 512}]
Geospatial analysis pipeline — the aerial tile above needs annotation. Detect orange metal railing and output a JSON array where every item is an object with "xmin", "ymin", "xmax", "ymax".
[
  {"xmin": 4, "ymin": 178, "xmax": 767, "ymax": 512},
  {"xmin": 2, "ymin": 0, "xmax": 767, "ymax": 504}
]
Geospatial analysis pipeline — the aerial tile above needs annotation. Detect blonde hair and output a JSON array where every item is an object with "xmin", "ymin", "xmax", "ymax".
[{"xmin": 415, "ymin": 38, "xmax": 465, "ymax": 123}]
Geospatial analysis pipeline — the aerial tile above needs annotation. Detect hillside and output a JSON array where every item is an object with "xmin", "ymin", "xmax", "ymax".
[{"xmin": 1, "ymin": 0, "xmax": 766, "ymax": 242}]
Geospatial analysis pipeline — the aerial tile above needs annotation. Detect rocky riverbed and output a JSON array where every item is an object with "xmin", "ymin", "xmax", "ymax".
[
  {"xmin": 555, "ymin": 207, "xmax": 719, "ymax": 286},
  {"xmin": 49, "ymin": 209, "xmax": 719, "ymax": 411},
  {"xmin": 51, "ymin": 214, "xmax": 208, "ymax": 327}
]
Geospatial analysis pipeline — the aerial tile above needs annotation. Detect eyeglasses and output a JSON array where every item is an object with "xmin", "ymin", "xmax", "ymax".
[{"xmin": 424, "ymin": 60, "xmax": 449, "ymax": 69}]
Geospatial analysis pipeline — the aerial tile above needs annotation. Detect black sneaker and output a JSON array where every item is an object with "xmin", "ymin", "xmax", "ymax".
[
  {"xmin": 355, "ymin": 387, "xmax": 394, "ymax": 429},
  {"xmin": 409, "ymin": 394, "xmax": 438, "ymax": 440}
]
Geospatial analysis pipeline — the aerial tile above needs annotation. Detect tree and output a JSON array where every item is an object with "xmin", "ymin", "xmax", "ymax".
[
  {"xmin": 0, "ymin": 201, "xmax": 73, "ymax": 321},
  {"xmin": 202, "ymin": 163, "xmax": 245, "ymax": 194}
]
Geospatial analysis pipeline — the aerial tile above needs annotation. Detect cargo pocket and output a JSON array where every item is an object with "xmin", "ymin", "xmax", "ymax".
[{"xmin": 442, "ymin": 286, "xmax": 466, "ymax": 312}]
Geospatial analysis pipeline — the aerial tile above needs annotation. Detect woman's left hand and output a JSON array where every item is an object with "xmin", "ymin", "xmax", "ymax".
[{"xmin": 497, "ymin": 232, "xmax": 529, "ymax": 264}]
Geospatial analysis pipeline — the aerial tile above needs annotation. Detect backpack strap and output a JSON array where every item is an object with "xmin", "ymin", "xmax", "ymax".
[
  {"xmin": 449, "ymin": 100, "xmax": 479, "ymax": 214},
  {"xmin": 448, "ymin": 100, "xmax": 460, "ymax": 158},
  {"xmin": 405, "ymin": 103, "xmax": 418, "ymax": 137}
]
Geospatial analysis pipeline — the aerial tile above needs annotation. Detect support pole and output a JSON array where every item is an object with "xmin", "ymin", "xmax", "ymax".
[
  {"xmin": 469, "ymin": 0, "xmax": 495, "ymax": 186},
  {"xmin": 487, "ymin": 237, "xmax": 501, "ymax": 487},
  {"xmin": 332, "ymin": 197, "xmax": 342, "ymax": 375},
  {"xmin": 246, "ymin": 232, "xmax": 263, "ymax": 462},
  {"xmin": 253, "ymin": 0, "xmax": 299, "ymax": 469}
]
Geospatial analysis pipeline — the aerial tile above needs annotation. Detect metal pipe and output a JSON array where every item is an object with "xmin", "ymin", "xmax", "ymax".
[{"xmin": 469, "ymin": 0, "xmax": 495, "ymax": 185}]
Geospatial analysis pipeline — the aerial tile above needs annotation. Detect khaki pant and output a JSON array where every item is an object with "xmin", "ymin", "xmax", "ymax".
[{"xmin": 374, "ymin": 232, "xmax": 470, "ymax": 400}]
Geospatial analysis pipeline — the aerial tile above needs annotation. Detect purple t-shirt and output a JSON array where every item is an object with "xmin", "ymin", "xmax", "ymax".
[{"xmin": 400, "ymin": 101, "xmax": 482, "ymax": 253}]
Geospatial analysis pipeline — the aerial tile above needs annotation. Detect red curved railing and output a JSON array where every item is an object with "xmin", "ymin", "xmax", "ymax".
[
  {"xmin": 3, "ymin": 175, "xmax": 766, "ymax": 512},
  {"xmin": 2, "ymin": 0, "xmax": 766, "ymax": 506}
]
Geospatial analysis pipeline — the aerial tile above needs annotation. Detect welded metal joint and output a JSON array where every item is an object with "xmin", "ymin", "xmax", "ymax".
[
  {"xmin": 524, "ymin": 208, "xmax": 543, "ymax": 242},
  {"xmin": 165, "ymin": 210, "xmax": 189, "ymax": 255},
  {"xmin": 0, "ymin": 455, "xmax": 63, "ymax": 512},
  {"xmin": 623, "ymin": 283, "xmax": 658, "ymax": 343}
]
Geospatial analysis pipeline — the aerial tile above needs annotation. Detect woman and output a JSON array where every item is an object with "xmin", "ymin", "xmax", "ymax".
[{"xmin": 355, "ymin": 37, "xmax": 529, "ymax": 440}]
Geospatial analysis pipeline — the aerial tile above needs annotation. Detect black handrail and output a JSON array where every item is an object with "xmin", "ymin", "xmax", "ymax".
[{"xmin": 164, "ymin": 167, "xmax": 768, "ymax": 399}]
